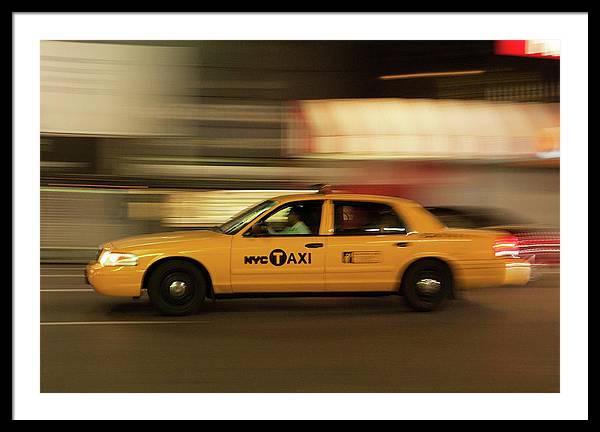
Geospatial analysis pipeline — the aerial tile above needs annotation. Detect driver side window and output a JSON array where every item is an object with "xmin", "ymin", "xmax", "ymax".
[
  {"xmin": 249, "ymin": 200, "xmax": 323, "ymax": 236},
  {"xmin": 264, "ymin": 207, "xmax": 294, "ymax": 231}
]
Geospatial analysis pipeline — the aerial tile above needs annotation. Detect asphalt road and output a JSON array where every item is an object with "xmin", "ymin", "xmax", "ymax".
[{"xmin": 40, "ymin": 264, "xmax": 559, "ymax": 393}]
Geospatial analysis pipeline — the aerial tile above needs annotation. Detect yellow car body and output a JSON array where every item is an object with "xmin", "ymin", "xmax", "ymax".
[{"xmin": 86, "ymin": 193, "xmax": 530, "ymax": 314}]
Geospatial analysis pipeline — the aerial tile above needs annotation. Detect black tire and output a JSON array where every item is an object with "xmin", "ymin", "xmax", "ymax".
[
  {"xmin": 402, "ymin": 259, "xmax": 452, "ymax": 312},
  {"xmin": 147, "ymin": 260, "xmax": 207, "ymax": 316}
]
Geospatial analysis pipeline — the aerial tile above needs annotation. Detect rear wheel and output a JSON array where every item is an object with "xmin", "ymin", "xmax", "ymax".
[
  {"xmin": 147, "ymin": 261, "xmax": 207, "ymax": 316},
  {"xmin": 402, "ymin": 260, "xmax": 451, "ymax": 312}
]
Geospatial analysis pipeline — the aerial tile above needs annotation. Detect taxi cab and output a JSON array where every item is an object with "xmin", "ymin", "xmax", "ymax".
[{"xmin": 86, "ymin": 193, "xmax": 531, "ymax": 315}]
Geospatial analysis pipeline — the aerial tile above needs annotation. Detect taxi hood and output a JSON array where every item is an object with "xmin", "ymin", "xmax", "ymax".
[{"xmin": 106, "ymin": 228, "xmax": 224, "ymax": 251}]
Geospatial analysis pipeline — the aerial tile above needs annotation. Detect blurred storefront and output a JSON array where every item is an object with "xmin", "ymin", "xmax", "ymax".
[{"xmin": 40, "ymin": 40, "xmax": 560, "ymax": 262}]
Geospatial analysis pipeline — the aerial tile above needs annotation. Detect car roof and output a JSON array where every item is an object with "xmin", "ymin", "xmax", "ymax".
[{"xmin": 272, "ymin": 193, "xmax": 418, "ymax": 206}]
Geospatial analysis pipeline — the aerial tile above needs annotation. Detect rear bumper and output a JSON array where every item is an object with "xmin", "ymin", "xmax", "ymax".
[
  {"xmin": 503, "ymin": 260, "xmax": 532, "ymax": 286},
  {"xmin": 457, "ymin": 258, "xmax": 531, "ymax": 289}
]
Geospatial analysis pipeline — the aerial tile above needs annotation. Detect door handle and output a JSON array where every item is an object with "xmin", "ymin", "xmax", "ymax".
[
  {"xmin": 396, "ymin": 242, "xmax": 409, "ymax": 248},
  {"xmin": 305, "ymin": 243, "xmax": 324, "ymax": 248}
]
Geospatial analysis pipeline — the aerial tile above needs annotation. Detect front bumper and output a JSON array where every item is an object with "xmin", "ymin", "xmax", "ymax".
[{"xmin": 86, "ymin": 262, "xmax": 143, "ymax": 297}]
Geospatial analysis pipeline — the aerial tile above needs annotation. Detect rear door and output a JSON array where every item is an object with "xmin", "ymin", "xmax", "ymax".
[{"xmin": 325, "ymin": 200, "xmax": 413, "ymax": 292}]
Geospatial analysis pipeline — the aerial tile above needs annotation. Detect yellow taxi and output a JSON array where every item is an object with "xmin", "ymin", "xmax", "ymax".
[{"xmin": 86, "ymin": 193, "xmax": 531, "ymax": 315}]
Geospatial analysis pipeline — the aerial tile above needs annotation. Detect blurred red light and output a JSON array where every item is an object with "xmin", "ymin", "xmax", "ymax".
[
  {"xmin": 493, "ymin": 235, "xmax": 520, "ymax": 258},
  {"xmin": 495, "ymin": 40, "xmax": 560, "ymax": 60}
]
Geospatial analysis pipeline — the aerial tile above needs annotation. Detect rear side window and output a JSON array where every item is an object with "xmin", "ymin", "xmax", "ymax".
[{"xmin": 333, "ymin": 201, "xmax": 407, "ymax": 236}]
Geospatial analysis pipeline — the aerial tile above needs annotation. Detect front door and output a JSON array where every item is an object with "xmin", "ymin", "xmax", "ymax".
[{"xmin": 230, "ymin": 200, "xmax": 326, "ymax": 293}]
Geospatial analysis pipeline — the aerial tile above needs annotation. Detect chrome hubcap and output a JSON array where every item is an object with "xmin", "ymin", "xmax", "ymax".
[
  {"xmin": 416, "ymin": 278, "xmax": 441, "ymax": 295},
  {"xmin": 169, "ymin": 280, "xmax": 188, "ymax": 298}
]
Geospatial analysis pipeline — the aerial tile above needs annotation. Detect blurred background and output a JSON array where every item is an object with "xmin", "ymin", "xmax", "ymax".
[{"xmin": 40, "ymin": 40, "xmax": 560, "ymax": 264}]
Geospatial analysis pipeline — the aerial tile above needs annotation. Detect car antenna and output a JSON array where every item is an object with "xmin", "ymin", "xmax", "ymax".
[{"xmin": 311, "ymin": 184, "xmax": 333, "ymax": 194}]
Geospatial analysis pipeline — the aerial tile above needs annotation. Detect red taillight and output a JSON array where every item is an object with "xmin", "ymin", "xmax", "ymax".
[{"xmin": 493, "ymin": 235, "xmax": 520, "ymax": 258}]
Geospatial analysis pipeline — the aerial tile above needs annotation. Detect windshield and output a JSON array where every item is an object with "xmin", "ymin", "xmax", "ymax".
[{"xmin": 218, "ymin": 200, "xmax": 277, "ymax": 235}]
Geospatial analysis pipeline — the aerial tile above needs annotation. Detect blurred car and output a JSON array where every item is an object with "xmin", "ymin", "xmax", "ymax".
[
  {"xmin": 425, "ymin": 206, "xmax": 560, "ymax": 280},
  {"xmin": 86, "ymin": 193, "xmax": 531, "ymax": 315}
]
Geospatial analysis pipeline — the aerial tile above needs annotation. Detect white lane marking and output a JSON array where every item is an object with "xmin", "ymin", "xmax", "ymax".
[
  {"xmin": 41, "ymin": 320, "xmax": 210, "ymax": 326},
  {"xmin": 41, "ymin": 275, "xmax": 85, "ymax": 278},
  {"xmin": 40, "ymin": 267, "xmax": 85, "ymax": 270},
  {"xmin": 41, "ymin": 289, "xmax": 95, "ymax": 292}
]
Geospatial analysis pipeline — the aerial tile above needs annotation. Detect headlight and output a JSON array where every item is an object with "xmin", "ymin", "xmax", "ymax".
[{"xmin": 98, "ymin": 251, "xmax": 138, "ymax": 266}]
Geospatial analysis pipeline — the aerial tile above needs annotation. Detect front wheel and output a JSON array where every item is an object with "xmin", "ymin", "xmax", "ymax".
[
  {"xmin": 147, "ymin": 261, "xmax": 207, "ymax": 316},
  {"xmin": 402, "ymin": 260, "xmax": 451, "ymax": 312}
]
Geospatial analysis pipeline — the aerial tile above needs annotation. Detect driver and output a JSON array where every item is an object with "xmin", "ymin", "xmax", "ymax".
[{"xmin": 269, "ymin": 207, "xmax": 311, "ymax": 235}]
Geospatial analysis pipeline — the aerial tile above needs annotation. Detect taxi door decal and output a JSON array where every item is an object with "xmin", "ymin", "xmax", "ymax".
[
  {"xmin": 342, "ymin": 251, "xmax": 382, "ymax": 264},
  {"xmin": 244, "ymin": 249, "xmax": 312, "ymax": 266}
]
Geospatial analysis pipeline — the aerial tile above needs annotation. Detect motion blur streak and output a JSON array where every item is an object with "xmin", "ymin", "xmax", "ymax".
[
  {"xmin": 378, "ymin": 70, "xmax": 486, "ymax": 80},
  {"xmin": 40, "ymin": 41, "xmax": 559, "ymax": 268}
]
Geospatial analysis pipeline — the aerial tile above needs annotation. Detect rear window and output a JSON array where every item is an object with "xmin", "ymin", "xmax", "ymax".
[{"xmin": 426, "ymin": 207, "xmax": 530, "ymax": 228}]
